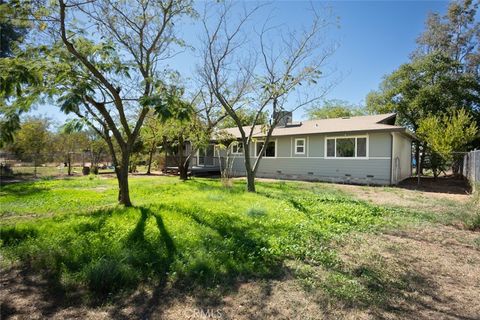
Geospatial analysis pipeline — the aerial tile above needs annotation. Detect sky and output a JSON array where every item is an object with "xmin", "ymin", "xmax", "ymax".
[{"xmin": 29, "ymin": 0, "xmax": 450, "ymax": 124}]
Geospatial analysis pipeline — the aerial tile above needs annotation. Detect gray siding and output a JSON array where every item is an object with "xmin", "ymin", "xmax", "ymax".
[
  {"xmin": 231, "ymin": 157, "xmax": 391, "ymax": 185},
  {"xmin": 226, "ymin": 132, "xmax": 395, "ymax": 185}
]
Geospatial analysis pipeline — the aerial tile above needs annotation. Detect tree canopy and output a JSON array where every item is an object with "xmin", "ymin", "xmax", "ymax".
[{"xmin": 305, "ymin": 99, "xmax": 365, "ymax": 120}]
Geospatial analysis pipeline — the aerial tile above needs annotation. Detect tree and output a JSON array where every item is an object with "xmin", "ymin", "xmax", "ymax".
[
  {"xmin": 86, "ymin": 130, "xmax": 109, "ymax": 171},
  {"xmin": 55, "ymin": 126, "xmax": 89, "ymax": 175},
  {"xmin": 0, "ymin": 0, "xmax": 29, "ymax": 58},
  {"xmin": 4, "ymin": 0, "xmax": 195, "ymax": 206},
  {"xmin": 200, "ymin": 2, "xmax": 336, "ymax": 192},
  {"xmin": 418, "ymin": 108, "xmax": 478, "ymax": 177},
  {"xmin": 140, "ymin": 111, "xmax": 164, "ymax": 175},
  {"xmin": 366, "ymin": 52, "xmax": 480, "ymax": 174},
  {"xmin": 153, "ymin": 87, "xmax": 211, "ymax": 181},
  {"xmin": 305, "ymin": 99, "xmax": 365, "ymax": 120},
  {"xmin": 0, "ymin": 0, "xmax": 43, "ymax": 147},
  {"xmin": 217, "ymin": 108, "xmax": 268, "ymax": 129},
  {"xmin": 414, "ymin": 0, "xmax": 479, "ymax": 77},
  {"xmin": 8, "ymin": 117, "xmax": 52, "ymax": 176}
]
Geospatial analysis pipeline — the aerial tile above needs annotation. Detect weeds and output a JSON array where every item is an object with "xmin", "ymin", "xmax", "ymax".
[{"xmin": 0, "ymin": 176, "xmax": 426, "ymax": 304}]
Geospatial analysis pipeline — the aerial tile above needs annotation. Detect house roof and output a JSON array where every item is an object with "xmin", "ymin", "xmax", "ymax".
[{"xmin": 218, "ymin": 113, "xmax": 414, "ymax": 139}]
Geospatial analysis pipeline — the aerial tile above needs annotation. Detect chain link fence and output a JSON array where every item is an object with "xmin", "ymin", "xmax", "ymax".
[{"xmin": 0, "ymin": 152, "xmax": 114, "ymax": 178}]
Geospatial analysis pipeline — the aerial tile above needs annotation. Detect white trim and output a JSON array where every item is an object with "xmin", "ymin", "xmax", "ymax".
[
  {"xmin": 255, "ymin": 139, "xmax": 277, "ymax": 158},
  {"xmin": 244, "ymin": 156, "xmax": 390, "ymax": 160},
  {"xmin": 294, "ymin": 138, "xmax": 306, "ymax": 155},
  {"xmin": 231, "ymin": 142, "xmax": 244, "ymax": 155},
  {"xmin": 324, "ymin": 135, "xmax": 369, "ymax": 159}
]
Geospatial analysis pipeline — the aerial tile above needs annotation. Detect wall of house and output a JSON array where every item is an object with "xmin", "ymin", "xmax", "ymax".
[
  {"xmin": 227, "ymin": 131, "xmax": 396, "ymax": 185},
  {"xmin": 391, "ymin": 132, "xmax": 412, "ymax": 184}
]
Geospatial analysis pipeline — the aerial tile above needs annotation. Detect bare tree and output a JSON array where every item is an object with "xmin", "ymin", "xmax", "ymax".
[
  {"xmin": 200, "ymin": 2, "xmax": 337, "ymax": 192},
  {"xmin": 32, "ymin": 0, "xmax": 195, "ymax": 206}
]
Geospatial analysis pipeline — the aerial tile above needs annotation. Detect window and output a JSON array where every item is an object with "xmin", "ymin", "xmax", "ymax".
[
  {"xmin": 325, "ymin": 136, "xmax": 368, "ymax": 158},
  {"xmin": 357, "ymin": 137, "xmax": 367, "ymax": 157},
  {"xmin": 327, "ymin": 139, "xmax": 335, "ymax": 157},
  {"xmin": 295, "ymin": 138, "xmax": 305, "ymax": 154},
  {"xmin": 231, "ymin": 142, "xmax": 243, "ymax": 154},
  {"xmin": 336, "ymin": 138, "xmax": 355, "ymax": 157},
  {"xmin": 256, "ymin": 140, "xmax": 276, "ymax": 157}
]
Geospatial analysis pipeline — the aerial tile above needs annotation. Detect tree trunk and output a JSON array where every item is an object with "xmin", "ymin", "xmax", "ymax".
[
  {"xmin": 116, "ymin": 152, "xmax": 132, "ymax": 207},
  {"xmin": 246, "ymin": 170, "xmax": 256, "ymax": 192},
  {"xmin": 67, "ymin": 153, "xmax": 72, "ymax": 176},
  {"xmin": 178, "ymin": 160, "xmax": 189, "ymax": 181},
  {"xmin": 146, "ymin": 145, "xmax": 155, "ymax": 175},
  {"xmin": 244, "ymin": 143, "xmax": 256, "ymax": 192},
  {"xmin": 34, "ymin": 157, "xmax": 37, "ymax": 177}
]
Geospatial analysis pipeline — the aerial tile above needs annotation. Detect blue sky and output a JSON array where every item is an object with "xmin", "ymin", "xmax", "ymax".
[{"xmin": 31, "ymin": 0, "xmax": 450, "ymax": 123}]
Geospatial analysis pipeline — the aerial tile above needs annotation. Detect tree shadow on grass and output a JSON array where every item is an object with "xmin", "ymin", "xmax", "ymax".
[
  {"xmin": 0, "ymin": 182, "xmax": 51, "ymax": 197},
  {"xmin": 1, "ymin": 200, "xmax": 469, "ymax": 320}
]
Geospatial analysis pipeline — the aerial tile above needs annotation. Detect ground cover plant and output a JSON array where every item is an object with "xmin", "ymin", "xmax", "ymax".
[{"xmin": 1, "ymin": 176, "xmax": 393, "ymax": 303}]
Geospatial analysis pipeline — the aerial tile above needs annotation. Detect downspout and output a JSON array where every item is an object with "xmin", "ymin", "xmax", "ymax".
[{"xmin": 390, "ymin": 132, "xmax": 394, "ymax": 185}]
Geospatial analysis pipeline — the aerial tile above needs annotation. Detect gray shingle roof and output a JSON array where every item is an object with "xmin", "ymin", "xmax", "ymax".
[{"xmin": 218, "ymin": 113, "xmax": 413, "ymax": 138}]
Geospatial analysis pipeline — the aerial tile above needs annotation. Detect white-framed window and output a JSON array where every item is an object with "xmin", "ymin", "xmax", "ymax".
[
  {"xmin": 231, "ymin": 142, "xmax": 244, "ymax": 154},
  {"xmin": 255, "ymin": 140, "xmax": 276, "ymax": 158},
  {"xmin": 325, "ymin": 136, "xmax": 368, "ymax": 158},
  {"xmin": 295, "ymin": 138, "xmax": 305, "ymax": 154}
]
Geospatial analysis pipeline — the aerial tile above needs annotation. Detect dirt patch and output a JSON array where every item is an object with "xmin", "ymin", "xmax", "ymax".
[
  {"xmin": 336, "ymin": 225, "xmax": 480, "ymax": 320},
  {"xmin": 333, "ymin": 182, "xmax": 470, "ymax": 215}
]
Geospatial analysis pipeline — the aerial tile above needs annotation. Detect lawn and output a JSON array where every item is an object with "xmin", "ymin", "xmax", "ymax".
[
  {"xmin": 1, "ymin": 176, "xmax": 392, "ymax": 299},
  {"xmin": 1, "ymin": 175, "xmax": 478, "ymax": 319}
]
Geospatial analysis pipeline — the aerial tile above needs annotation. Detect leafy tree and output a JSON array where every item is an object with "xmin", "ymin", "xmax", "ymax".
[
  {"xmin": 0, "ymin": 0, "xmax": 44, "ymax": 147},
  {"xmin": 8, "ymin": 117, "xmax": 52, "ymax": 176},
  {"xmin": 54, "ymin": 127, "xmax": 89, "ymax": 175},
  {"xmin": 414, "ymin": 0, "xmax": 479, "ymax": 77},
  {"xmin": 366, "ymin": 52, "xmax": 480, "ymax": 173},
  {"xmin": 140, "ymin": 111, "xmax": 164, "ymax": 175},
  {"xmin": 1, "ymin": 0, "xmax": 195, "ymax": 206},
  {"xmin": 0, "ymin": 0, "xmax": 29, "ymax": 58},
  {"xmin": 305, "ymin": 99, "xmax": 365, "ymax": 120},
  {"xmin": 418, "ymin": 108, "xmax": 478, "ymax": 176},
  {"xmin": 153, "ymin": 87, "xmax": 210, "ymax": 181},
  {"xmin": 86, "ymin": 130, "xmax": 109, "ymax": 171}
]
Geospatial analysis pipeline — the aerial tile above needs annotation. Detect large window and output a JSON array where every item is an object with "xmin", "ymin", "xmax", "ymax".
[
  {"xmin": 295, "ymin": 138, "xmax": 305, "ymax": 154},
  {"xmin": 256, "ymin": 140, "xmax": 276, "ymax": 157},
  {"xmin": 231, "ymin": 142, "xmax": 243, "ymax": 154},
  {"xmin": 325, "ymin": 136, "xmax": 367, "ymax": 158}
]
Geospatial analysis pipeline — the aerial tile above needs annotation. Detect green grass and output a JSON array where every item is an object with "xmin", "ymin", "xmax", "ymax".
[{"xmin": 1, "ymin": 176, "xmax": 398, "ymax": 301}]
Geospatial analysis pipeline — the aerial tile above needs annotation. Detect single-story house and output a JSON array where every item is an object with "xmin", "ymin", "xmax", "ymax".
[{"xmin": 197, "ymin": 112, "xmax": 413, "ymax": 185}]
